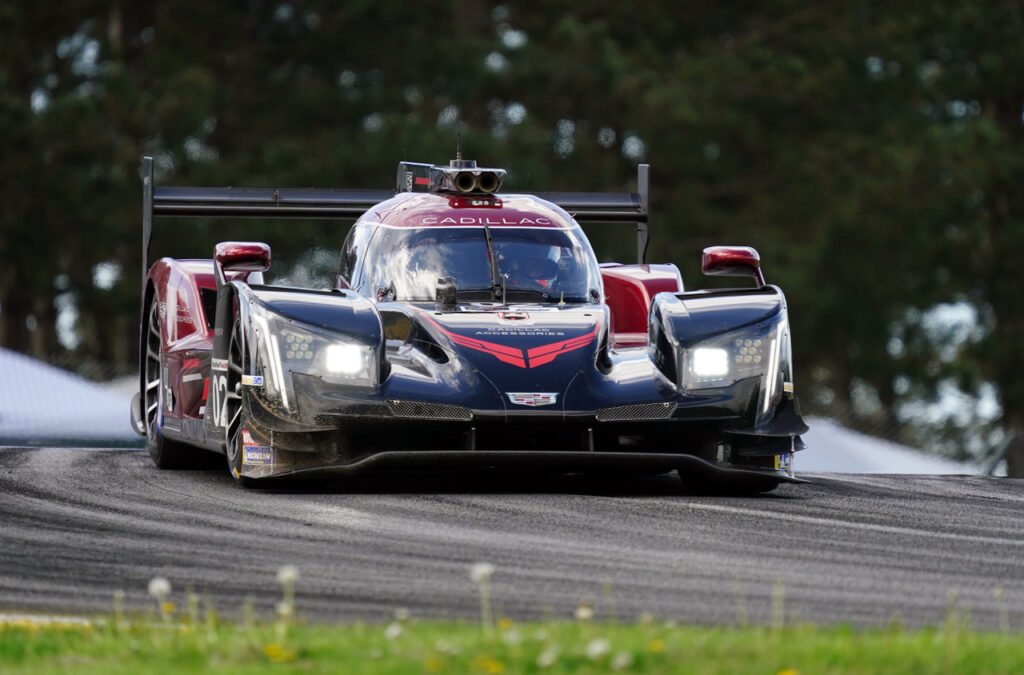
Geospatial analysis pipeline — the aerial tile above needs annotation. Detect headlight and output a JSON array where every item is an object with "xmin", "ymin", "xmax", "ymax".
[
  {"xmin": 248, "ymin": 303, "xmax": 379, "ymax": 415},
  {"xmin": 679, "ymin": 318, "xmax": 783, "ymax": 391},
  {"xmin": 324, "ymin": 344, "xmax": 372, "ymax": 376},
  {"xmin": 274, "ymin": 320, "xmax": 378, "ymax": 388},
  {"xmin": 689, "ymin": 347, "xmax": 730, "ymax": 378}
]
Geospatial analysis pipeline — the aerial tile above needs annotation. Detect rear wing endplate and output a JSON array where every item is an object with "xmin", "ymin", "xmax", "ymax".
[{"xmin": 141, "ymin": 156, "xmax": 649, "ymax": 289}]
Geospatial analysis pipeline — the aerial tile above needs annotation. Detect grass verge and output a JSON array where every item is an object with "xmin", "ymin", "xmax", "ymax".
[{"xmin": 2, "ymin": 615, "xmax": 1023, "ymax": 674}]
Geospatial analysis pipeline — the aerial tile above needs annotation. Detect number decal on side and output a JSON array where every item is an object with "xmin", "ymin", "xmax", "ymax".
[{"xmin": 210, "ymin": 374, "xmax": 228, "ymax": 427}]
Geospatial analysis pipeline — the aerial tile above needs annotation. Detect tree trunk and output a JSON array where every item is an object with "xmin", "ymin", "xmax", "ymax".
[
  {"xmin": 30, "ymin": 295, "xmax": 57, "ymax": 359},
  {"xmin": 1003, "ymin": 418, "xmax": 1024, "ymax": 478},
  {"xmin": 0, "ymin": 292, "xmax": 31, "ymax": 354}
]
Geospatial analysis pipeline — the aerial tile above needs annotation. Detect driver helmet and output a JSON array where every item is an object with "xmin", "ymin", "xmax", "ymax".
[{"xmin": 513, "ymin": 246, "xmax": 560, "ymax": 288}]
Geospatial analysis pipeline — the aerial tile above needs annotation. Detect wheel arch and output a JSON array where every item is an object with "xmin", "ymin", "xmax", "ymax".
[{"xmin": 138, "ymin": 281, "xmax": 158, "ymax": 402}]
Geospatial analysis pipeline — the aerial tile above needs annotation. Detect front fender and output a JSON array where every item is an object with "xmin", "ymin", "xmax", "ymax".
[
  {"xmin": 649, "ymin": 286, "xmax": 802, "ymax": 432},
  {"xmin": 230, "ymin": 284, "xmax": 386, "ymax": 432}
]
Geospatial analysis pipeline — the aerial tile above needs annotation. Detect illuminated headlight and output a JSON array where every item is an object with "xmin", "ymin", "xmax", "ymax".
[
  {"xmin": 276, "ymin": 323, "xmax": 377, "ymax": 387},
  {"xmin": 680, "ymin": 319, "xmax": 781, "ymax": 390},
  {"xmin": 250, "ymin": 308, "xmax": 378, "ymax": 408},
  {"xmin": 246, "ymin": 303, "xmax": 379, "ymax": 418},
  {"xmin": 690, "ymin": 347, "xmax": 729, "ymax": 377},
  {"xmin": 324, "ymin": 343, "xmax": 373, "ymax": 377}
]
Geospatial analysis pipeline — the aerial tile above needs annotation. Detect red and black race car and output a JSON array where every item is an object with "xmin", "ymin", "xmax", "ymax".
[{"xmin": 131, "ymin": 156, "xmax": 807, "ymax": 491}]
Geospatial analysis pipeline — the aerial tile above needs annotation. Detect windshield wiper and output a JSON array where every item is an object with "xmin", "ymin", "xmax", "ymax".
[
  {"xmin": 481, "ymin": 225, "xmax": 503, "ymax": 301},
  {"xmin": 452, "ymin": 287, "xmax": 499, "ymax": 301},
  {"xmin": 502, "ymin": 288, "xmax": 550, "ymax": 300}
]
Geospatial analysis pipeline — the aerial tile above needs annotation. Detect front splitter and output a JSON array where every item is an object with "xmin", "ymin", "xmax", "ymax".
[{"xmin": 253, "ymin": 449, "xmax": 807, "ymax": 488}]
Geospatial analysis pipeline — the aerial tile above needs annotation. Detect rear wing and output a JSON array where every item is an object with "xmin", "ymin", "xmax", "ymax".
[{"xmin": 141, "ymin": 156, "xmax": 649, "ymax": 287}]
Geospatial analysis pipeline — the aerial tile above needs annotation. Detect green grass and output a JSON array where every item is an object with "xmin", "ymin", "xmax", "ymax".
[{"xmin": 2, "ymin": 615, "xmax": 1023, "ymax": 674}]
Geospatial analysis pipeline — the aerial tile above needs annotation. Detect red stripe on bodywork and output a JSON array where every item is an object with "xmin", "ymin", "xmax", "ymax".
[
  {"xmin": 417, "ymin": 310, "xmax": 598, "ymax": 370},
  {"xmin": 183, "ymin": 358, "xmax": 200, "ymax": 369},
  {"xmin": 526, "ymin": 325, "xmax": 599, "ymax": 367},
  {"xmin": 446, "ymin": 332, "xmax": 528, "ymax": 368},
  {"xmin": 418, "ymin": 311, "xmax": 527, "ymax": 368},
  {"xmin": 202, "ymin": 378, "xmax": 209, "ymax": 401},
  {"xmin": 414, "ymin": 177, "xmax": 430, "ymax": 185}
]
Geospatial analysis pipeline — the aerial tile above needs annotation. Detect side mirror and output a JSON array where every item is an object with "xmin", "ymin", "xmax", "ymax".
[
  {"xmin": 214, "ymin": 241, "xmax": 272, "ymax": 273},
  {"xmin": 701, "ymin": 246, "xmax": 765, "ymax": 287}
]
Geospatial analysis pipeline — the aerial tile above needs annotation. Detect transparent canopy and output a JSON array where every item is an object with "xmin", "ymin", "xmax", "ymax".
[{"xmin": 359, "ymin": 226, "xmax": 603, "ymax": 303}]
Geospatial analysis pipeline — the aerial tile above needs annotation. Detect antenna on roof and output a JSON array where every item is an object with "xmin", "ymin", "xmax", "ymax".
[{"xmin": 456, "ymin": 131, "xmax": 462, "ymax": 161}]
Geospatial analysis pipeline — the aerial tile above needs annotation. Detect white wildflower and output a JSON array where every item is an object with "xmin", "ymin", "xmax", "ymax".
[
  {"xmin": 147, "ymin": 577, "xmax": 171, "ymax": 599},
  {"xmin": 502, "ymin": 628, "xmax": 522, "ymax": 646},
  {"xmin": 537, "ymin": 645, "xmax": 560, "ymax": 668},
  {"xmin": 471, "ymin": 562, "xmax": 496, "ymax": 633},
  {"xmin": 575, "ymin": 605, "xmax": 594, "ymax": 622},
  {"xmin": 585, "ymin": 638, "xmax": 611, "ymax": 660},
  {"xmin": 276, "ymin": 601, "xmax": 293, "ymax": 619},
  {"xmin": 384, "ymin": 621, "xmax": 403, "ymax": 640},
  {"xmin": 435, "ymin": 639, "xmax": 460, "ymax": 655},
  {"xmin": 276, "ymin": 565, "xmax": 300, "ymax": 585},
  {"xmin": 394, "ymin": 607, "xmax": 410, "ymax": 622},
  {"xmin": 611, "ymin": 651, "xmax": 634, "ymax": 670},
  {"xmin": 470, "ymin": 562, "xmax": 495, "ymax": 583}
]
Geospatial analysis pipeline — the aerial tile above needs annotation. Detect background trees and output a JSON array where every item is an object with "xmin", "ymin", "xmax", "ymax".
[{"xmin": 1, "ymin": 1, "xmax": 1021, "ymax": 473}]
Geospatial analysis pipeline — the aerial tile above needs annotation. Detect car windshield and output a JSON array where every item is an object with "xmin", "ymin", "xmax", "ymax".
[{"xmin": 360, "ymin": 226, "xmax": 602, "ymax": 303}]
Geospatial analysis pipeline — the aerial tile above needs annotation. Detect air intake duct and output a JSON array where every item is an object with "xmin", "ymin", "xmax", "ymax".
[{"xmin": 430, "ymin": 161, "xmax": 507, "ymax": 195}]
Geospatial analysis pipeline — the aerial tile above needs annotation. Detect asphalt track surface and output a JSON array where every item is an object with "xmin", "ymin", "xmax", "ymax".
[{"xmin": 1, "ymin": 446, "xmax": 1022, "ymax": 630}]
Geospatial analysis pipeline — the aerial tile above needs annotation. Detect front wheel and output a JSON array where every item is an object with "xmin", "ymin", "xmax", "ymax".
[
  {"xmin": 224, "ymin": 318, "xmax": 259, "ymax": 487},
  {"xmin": 143, "ymin": 300, "xmax": 194, "ymax": 468}
]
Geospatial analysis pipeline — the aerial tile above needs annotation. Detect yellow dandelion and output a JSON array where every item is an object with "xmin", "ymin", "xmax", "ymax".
[
  {"xmin": 497, "ymin": 617, "xmax": 514, "ymax": 630},
  {"xmin": 160, "ymin": 601, "xmax": 177, "ymax": 615},
  {"xmin": 776, "ymin": 670, "xmax": 800, "ymax": 675},
  {"xmin": 471, "ymin": 655, "xmax": 506, "ymax": 674},
  {"xmin": 425, "ymin": 656, "xmax": 444, "ymax": 673},
  {"xmin": 648, "ymin": 638, "xmax": 665, "ymax": 653},
  {"xmin": 263, "ymin": 643, "xmax": 297, "ymax": 663}
]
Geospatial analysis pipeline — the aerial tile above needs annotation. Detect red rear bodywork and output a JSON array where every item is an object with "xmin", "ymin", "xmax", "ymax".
[
  {"xmin": 145, "ymin": 259, "xmax": 217, "ymax": 421},
  {"xmin": 600, "ymin": 263, "xmax": 684, "ymax": 348},
  {"xmin": 145, "ymin": 259, "xmax": 258, "ymax": 422}
]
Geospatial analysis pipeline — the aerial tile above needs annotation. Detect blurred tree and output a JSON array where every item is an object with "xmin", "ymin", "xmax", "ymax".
[{"xmin": 1, "ymin": 1, "xmax": 1022, "ymax": 473}]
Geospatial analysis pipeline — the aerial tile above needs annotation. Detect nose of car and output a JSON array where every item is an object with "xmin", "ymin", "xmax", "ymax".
[{"xmin": 421, "ymin": 309, "xmax": 602, "ymax": 413}]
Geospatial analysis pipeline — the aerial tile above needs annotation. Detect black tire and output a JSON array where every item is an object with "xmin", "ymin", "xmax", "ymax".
[
  {"xmin": 143, "ymin": 299, "xmax": 194, "ymax": 468},
  {"xmin": 224, "ymin": 318, "xmax": 257, "ymax": 487}
]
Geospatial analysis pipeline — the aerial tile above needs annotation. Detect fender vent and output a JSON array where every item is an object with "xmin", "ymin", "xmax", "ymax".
[
  {"xmin": 386, "ymin": 400, "xmax": 473, "ymax": 421},
  {"xmin": 596, "ymin": 402, "xmax": 676, "ymax": 422}
]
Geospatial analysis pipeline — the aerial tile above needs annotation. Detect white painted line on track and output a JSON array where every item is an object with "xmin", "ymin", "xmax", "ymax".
[{"xmin": 679, "ymin": 501, "xmax": 1024, "ymax": 547}]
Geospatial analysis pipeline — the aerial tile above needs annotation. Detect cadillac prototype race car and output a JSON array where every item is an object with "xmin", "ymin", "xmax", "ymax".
[{"xmin": 131, "ymin": 155, "xmax": 807, "ymax": 491}]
